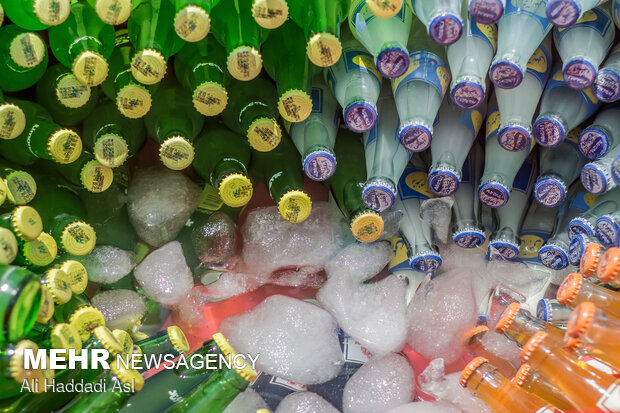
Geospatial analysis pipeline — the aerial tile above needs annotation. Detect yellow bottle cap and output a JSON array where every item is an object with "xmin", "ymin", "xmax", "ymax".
[
  {"xmin": 4, "ymin": 171, "xmax": 36, "ymax": 205},
  {"xmin": 130, "ymin": 330, "xmax": 149, "ymax": 342},
  {"xmin": 55, "ymin": 74, "xmax": 91, "ymax": 108},
  {"xmin": 131, "ymin": 49, "xmax": 167, "ymax": 85},
  {"xmin": 24, "ymin": 232, "xmax": 57, "ymax": 266},
  {"xmin": 167, "ymin": 326, "xmax": 190, "ymax": 354},
  {"xmin": 94, "ymin": 0, "xmax": 131, "ymax": 25},
  {"xmin": 36, "ymin": 285, "xmax": 55, "ymax": 323},
  {"xmin": 9, "ymin": 340, "xmax": 39, "ymax": 382},
  {"xmin": 80, "ymin": 160, "xmax": 114, "ymax": 192},
  {"xmin": 193, "ymin": 81, "xmax": 228, "ymax": 116},
  {"xmin": 0, "ymin": 3, "xmax": 4, "ymax": 26},
  {"xmin": 351, "ymin": 211, "xmax": 384, "ymax": 243},
  {"xmin": 72, "ymin": 50, "xmax": 109, "ymax": 87},
  {"xmin": 50, "ymin": 323, "xmax": 82, "ymax": 354},
  {"xmin": 0, "ymin": 102, "xmax": 26, "ymax": 139},
  {"xmin": 110, "ymin": 364, "xmax": 144, "ymax": 391},
  {"xmin": 307, "ymin": 32, "xmax": 342, "ymax": 67},
  {"xmin": 278, "ymin": 90, "xmax": 313, "ymax": 123},
  {"xmin": 278, "ymin": 190, "xmax": 312, "ymax": 223},
  {"xmin": 252, "ymin": 0, "xmax": 288, "ymax": 29},
  {"xmin": 33, "ymin": 0, "xmax": 70, "ymax": 25},
  {"xmin": 94, "ymin": 133, "xmax": 129, "ymax": 168},
  {"xmin": 117, "ymin": 84, "xmax": 152, "ymax": 118},
  {"xmin": 366, "ymin": 0, "xmax": 403, "ymax": 18},
  {"xmin": 257, "ymin": 410, "xmax": 271, "ymax": 413},
  {"xmin": 9, "ymin": 32, "xmax": 46, "ymax": 68},
  {"xmin": 112, "ymin": 329, "xmax": 134, "ymax": 355},
  {"xmin": 93, "ymin": 326, "xmax": 123, "ymax": 356},
  {"xmin": 60, "ymin": 259, "xmax": 88, "ymax": 295},
  {"xmin": 0, "ymin": 179, "xmax": 6, "ymax": 205},
  {"xmin": 218, "ymin": 173, "xmax": 253, "ymax": 207},
  {"xmin": 43, "ymin": 268, "xmax": 72, "ymax": 305},
  {"xmin": 213, "ymin": 333, "xmax": 258, "ymax": 382},
  {"xmin": 159, "ymin": 136, "xmax": 195, "ymax": 170},
  {"xmin": 47, "ymin": 129, "xmax": 83, "ymax": 164},
  {"xmin": 11, "ymin": 206, "xmax": 43, "ymax": 242},
  {"xmin": 247, "ymin": 117, "xmax": 281, "ymax": 152},
  {"xmin": 227, "ymin": 46, "xmax": 262, "ymax": 81},
  {"xmin": 60, "ymin": 221, "xmax": 96, "ymax": 256},
  {"xmin": 174, "ymin": 5, "xmax": 210, "ymax": 42},
  {"xmin": 0, "ymin": 227, "xmax": 17, "ymax": 265},
  {"xmin": 69, "ymin": 306, "xmax": 106, "ymax": 342}
]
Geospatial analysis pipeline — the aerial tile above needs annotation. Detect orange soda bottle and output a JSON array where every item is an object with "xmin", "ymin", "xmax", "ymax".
[
  {"xmin": 596, "ymin": 247, "xmax": 620, "ymax": 287},
  {"xmin": 556, "ymin": 273, "xmax": 620, "ymax": 319},
  {"xmin": 512, "ymin": 363, "xmax": 576, "ymax": 411},
  {"xmin": 495, "ymin": 303, "xmax": 565, "ymax": 346},
  {"xmin": 579, "ymin": 242, "xmax": 605, "ymax": 278},
  {"xmin": 461, "ymin": 326, "xmax": 517, "ymax": 377}
]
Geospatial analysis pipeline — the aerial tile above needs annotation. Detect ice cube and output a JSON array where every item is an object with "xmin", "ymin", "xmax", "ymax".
[
  {"xmin": 385, "ymin": 401, "xmax": 461, "ymax": 413},
  {"xmin": 222, "ymin": 388, "xmax": 270, "ymax": 413},
  {"xmin": 70, "ymin": 245, "xmax": 136, "ymax": 284},
  {"xmin": 274, "ymin": 391, "xmax": 339, "ymax": 413},
  {"xmin": 91, "ymin": 289, "xmax": 146, "ymax": 331},
  {"xmin": 325, "ymin": 241, "xmax": 391, "ymax": 283},
  {"xmin": 420, "ymin": 197, "xmax": 454, "ymax": 244},
  {"xmin": 192, "ymin": 212, "xmax": 237, "ymax": 269}
]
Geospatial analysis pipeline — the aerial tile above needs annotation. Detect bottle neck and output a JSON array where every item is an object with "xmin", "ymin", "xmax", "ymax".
[
  {"xmin": 67, "ymin": 37, "xmax": 104, "ymax": 64},
  {"xmin": 239, "ymin": 102, "xmax": 273, "ymax": 134},
  {"xmin": 135, "ymin": 330, "xmax": 177, "ymax": 358},
  {"xmin": 268, "ymin": 170, "xmax": 304, "ymax": 204},
  {"xmin": 505, "ymin": 311, "xmax": 548, "ymax": 346},
  {"xmin": 467, "ymin": 338, "xmax": 516, "ymax": 378},
  {"xmin": 211, "ymin": 158, "xmax": 247, "ymax": 188},
  {"xmin": 172, "ymin": 368, "xmax": 249, "ymax": 412},
  {"xmin": 192, "ymin": 62, "xmax": 226, "ymax": 90},
  {"xmin": 302, "ymin": 121, "xmax": 332, "ymax": 158},
  {"xmin": 26, "ymin": 120, "xmax": 60, "ymax": 161}
]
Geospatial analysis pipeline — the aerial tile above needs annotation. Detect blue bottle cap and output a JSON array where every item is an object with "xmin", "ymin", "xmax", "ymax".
[
  {"xmin": 399, "ymin": 122, "xmax": 432, "ymax": 152},
  {"xmin": 536, "ymin": 298, "xmax": 552, "ymax": 321},
  {"xmin": 563, "ymin": 58, "xmax": 597, "ymax": 89},
  {"xmin": 534, "ymin": 176, "xmax": 567, "ymax": 207},
  {"xmin": 428, "ymin": 13, "xmax": 463, "ymax": 46},
  {"xmin": 469, "ymin": 0, "xmax": 504, "ymax": 24},
  {"xmin": 376, "ymin": 44, "xmax": 409, "ymax": 79},
  {"xmin": 612, "ymin": 154, "xmax": 620, "ymax": 186},
  {"xmin": 578, "ymin": 126, "xmax": 610, "ymax": 159},
  {"xmin": 488, "ymin": 239, "xmax": 520, "ymax": 259},
  {"xmin": 533, "ymin": 116, "xmax": 566, "ymax": 147},
  {"xmin": 303, "ymin": 149, "xmax": 337, "ymax": 181},
  {"xmin": 453, "ymin": 228, "xmax": 486, "ymax": 248},
  {"xmin": 362, "ymin": 178, "xmax": 396, "ymax": 212},
  {"xmin": 593, "ymin": 69, "xmax": 620, "ymax": 103},
  {"xmin": 428, "ymin": 166, "xmax": 460, "ymax": 196},
  {"xmin": 568, "ymin": 217, "xmax": 596, "ymax": 239},
  {"xmin": 568, "ymin": 233, "xmax": 589, "ymax": 266},
  {"xmin": 498, "ymin": 124, "xmax": 531, "ymax": 152},
  {"xmin": 409, "ymin": 251, "xmax": 443, "ymax": 272},
  {"xmin": 545, "ymin": 0, "xmax": 581, "ymax": 27},
  {"xmin": 490, "ymin": 60, "xmax": 523, "ymax": 89},
  {"xmin": 538, "ymin": 243, "xmax": 569, "ymax": 270},
  {"xmin": 580, "ymin": 163, "xmax": 609, "ymax": 195},
  {"xmin": 595, "ymin": 215, "xmax": 619, "ymax": 248},
  {"xmin": 451, "ymin": 80, "xmax": 485, "ymax": 109},
  {"xmin": 478, "ymin": 181, "xmax": 510, "ymax": 207},
  {"xmin": 344, "ymin": 101, "xmax": 377, "ymax": 133}
]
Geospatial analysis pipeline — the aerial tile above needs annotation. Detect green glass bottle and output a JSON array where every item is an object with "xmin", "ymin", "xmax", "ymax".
[
  {"xmin": 128, "ymin": 0, "xmax": 186, "ymax": 85},
  {"xmin": 0, "ymin": 99, "xmax": 82, "ymax": 166},
  {"xmin": 0, "ymin": 90, "xmax": 26, "ymax": 140},
  {"xmin": 52, "ymin": 151, "xmax": 115, "ymax": 193},
  {"xmin": 101, "ymin": 30, "xmax": 154, "ymax": 119},
  {"xmin": 0, "ymin": 159, "xmax": 37, "ymax": 205},
  {"xmin": 0, "ymin": 206, "xmax": 43, "ymax": 243},
  {"xmin": 86, "ymin": 0, "xmax": 132, "ymax": 25},
  {"xmin": 143, "ymin": 79, "xmax": 205, "ymax": 170},
  {"xmin": 173, "ymin": 0, "xmax": 219, "ymax": 42},
  {"xmin": 2, "ymin": 0, "xmax": 70, "ymax": 30},
  {"xmin": 0, "ymin": 265, "xmax": 42, "ymax": 342},
  {"xmin": 174, "ymin": 36, "xmax": 230, "ymax": 117},
  {"xmin": 48, "ymin": 0, "xmax": 115, "ymax": 87},
  {"xmin": 220, "ymin": 76, "xmax": 282, "ymax": 152},
  {"xmin": 0, "ymin": 25, "xmax": 48, "ymax": 92},
  {"xmin": 41, "ymin": 257, "xmax": 89, "ymax": 296},
  {"xmin": 0, "ymin": 340, "xmax": 49, "ymax": 390},
  {"xmin": 211, "ymin": 0, "xmax": 268, "ymax": 81},
  {"xmin": 251, "ymin": 0, "xmax": 289, "ymax": 29},
  {"xmin": 0, "ymin": 2, "xmax": 4, "ymax": 26},
  {"xmin": 0, "ymin": 227, "xmax": 18, "ymax": 266},
  {"xmin": 262, "ymin": 19, "xmax": 313, "ymax": 123},
  {"xmin": 35, "ymin": 64, "xmax": 100, "ymax": 127},
  {"xmin": 192, "ymin": 121, "xmax": 253, "ymax": 208},
  {"xmin": 251, "ymin": 132, "xmax": 313, "ymax": 223},
  {"xmin": 288, "ymin": 0, "xmax": 347, "ymax": 67},
  {"xmin": 53, "ymin": 297, "xmax": 106, "ymax": 342},
  {"xmin": 328, "ymin": 129, "xmax": 384, "ymax": 243},
  {"xmin": 11, "ymin": 232, "xmax": 58, "ymax": 269}
]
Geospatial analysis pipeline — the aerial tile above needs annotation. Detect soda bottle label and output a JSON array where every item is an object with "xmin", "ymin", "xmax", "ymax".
[
  {"xmin": 387, "ymin": 237, "xmax": 411, "ymax": 272},
  {"xmin": 569, "ymin": 191, "xmax": 598, "ymax": 212},
  {"xmin": 485, "ymin": 109, "xmax": 501, "ymax": 141},
  {"xmin": 596, "ymin": 380, "xmax": 620, "ymax": 412},
  {"xmin": 525, "ymin": 45, "xmax": 552, "ymax": 89},
  {"xmin": 397, "ymin": 165, "xmax": 433, "ymax": 200},
  {"xmin": 512, "ymin": 157, "xmax": 535, "ymax": 193},
  {"xmin": 556, "ymin": 8, "xmax": 613, "ymax": 40},
  {"xmin": 504, "ymin": 0, "xmax": 551, "ymax": 32},
  {"xmin": 391, "ymin": 51, "xmax": 450, "ymax": 98},
  {"xmin": 468, "ymin": 21, "xmax": 498, "ymax": 54},
  {"xmin": 460, "ymin": 107, "xmax": 484, "ymax": 138},
  {"xmin": 327, "ymin": 49, "xmax": 382, "ymax": 93}
]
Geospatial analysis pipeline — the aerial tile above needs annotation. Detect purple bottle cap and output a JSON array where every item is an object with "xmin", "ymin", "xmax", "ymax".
[
  {"xmin": 376, "ymin": 44, "xmax": 409, "ymax": 79},
  {"xmin": 362, "ymin": 179, "xmax": 396, "ymax": 212},
  {"xmin": 534, "ymin": 176, "xmax": 567, "ymax": 207},
  {"xmin": 568, "ymin": 217, "xmax": 596, "ymax": 238},
  {"xmin": 612, "ymin": 154, "xmax": 620, "ymax": 185},
  {"xmin": 581, "ymin": 163, "xmax": 608, "ymax": 195},
  {"xmin": 410, "ymin": 252, "xmax": 443, "ymax": 272},
  {"xmin": 478, "ymin": 181, "xmax": 510, "ymax": 207},
  {"xmin": 428, "ymin": 166, "xmax": 460, "ymax": 196},
  {"xmin": 545, "ymin": 0, "xmax": 581, "ymax": 27},
  {"xmin": 453, "ymin": 228, "xmax": 486, "ymax": 248},
  {"xmin": 451, "ymin": 81, "xmax": 485, "ymax": 109},
  {"xmin": 538, "ymin": 243, "xmax": 569, "ymax": 270},
  {"xmin": 498, "ymin": 124, "xmax": 531, "ymax": 152},
  {"xmin": 399, "ymin": 123, "xmax": 432, "ymax": 152},
  {"xmin": 489, "ymin": 239, "xmax": 520, "ymax": 259},
  {"xmin": 533, "ymin": 116, "xmax": 566, "ymax": 147},
  {"xmin": 563, "ymin": 58, "xmax": 597, "ymax": 90},
  {"xmin": 490, "ymin": 60, "xmax": 523, "ymax": 89},
  {"xmin": 469, "ymin": 0, "xmax": 504, "ymax": 24},
  {"xmin": 344, "ymin": 101, "xmax": 377, "ymax": 133},
  {"xmin": 568, "ymin": 233, "xmax": 588, "ymax": 266},
  {"xmin": 428, "ymin": 13, "xmax": 463, "ymax": 46},
  {"xmin": 303, "ymin": 150, "xmax": 337, "ymax": 181},
  {"xmin": 595, "ymin": 215, "xmax": 620, "ymax": 248},
  {"xmin": 578, "ymin": 126, "xmax": 610, "ymax": 159},
  {"xmin": 593, "ymin": 69, "xmax": 620, "ymax": 103}
]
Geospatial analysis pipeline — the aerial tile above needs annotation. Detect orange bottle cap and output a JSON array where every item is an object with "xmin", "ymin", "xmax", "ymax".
[
  {"xmin": 580, "ymin": 243, "xmax": 601, "ymax": 277},
  {"xmin": 520, "ymin": 331, "xmax": 548, "ymax": 363},
  {"xmin": 598, "ymin": 247, "xmax": 620, "ymax": 283},
  {"xmin": 459, "ymin": 357, "xmax": 489, "ymax": 387},
  {"xmin": 556, "ymin": 273, "xmax": 584, "ymax": 306},
  {"xmin": 566, "ymin": 301, "xmax": 596, "ymax": 340},
  {"xmin": 460, "ymin": 325, "xmax": 489, "ymax": 345},
  {"xmin": 512, "ymin": 363, "xmax": 531, "ymax": 386},
  {"xmin": 495, "ymin": 302, "xmax": 521, "ymax": 334},
  {"xmin": 563, "ymin": 335, "xmax": 581, "ymax": 352}
]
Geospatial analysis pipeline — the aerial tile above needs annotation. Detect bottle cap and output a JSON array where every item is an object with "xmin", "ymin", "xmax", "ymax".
[
  {"xmin": 218, "ymin": 173, "xmax": 253, "ymax": 208},
  {"xmin": 43, "ymin": 268, "xmax": 72, "ymax": 305},
  {"xmin": 409, "ymin": 251, "xmax": 442, "ymax": 272},
  {"xmin": 520, "ymin": 331, "xmax": 548, "ymax": 362},
  {"xmin": 593, "ymin": 68, "xmax": 620, "ymax": 103},
  {"xmin": 60, "ymin": 260, "xmax": 88, "ymax": 295},
  {"xmin": 0, "ymin": 179, "xmax": 5, "ymax": 206},
  {"xmin": 375, "ymin": 42, "xmax": 409, "ymax": 78},
  {"xmin": 303, "ymin": 148, "xmax": 337, "ymax": 181},
  {"xmin": 24, "ymin": 232, "xmax": 57, "ymax": 266},
  {"xmin": 569, "ymin": 234, "xmax": 589, "ymax": 266},
  {"xmin": 469, "ymin": 0, "xmax": 504, "ymax": 24},
  {"xmin": 70, "ymin": 307, "xmax": 105, "ymax": 342},
  {"xmin": 117, "ymin": 84, "xmax": 152, "ymax": 118},
  {"xmin": 247, "ymin": 117, "xmax": 281, "ymax": 152},
  {"xmin": 55, "ymin": 74, "xmax": 91, "ymax": 108},
  {"xmin": 278, "ymin": 190, "xmax": 312, "ymax": 223},
  {"xmin": 533, "ymin": 176, "xmax": 566, "ymax": 207},
  {"xmin": 80, "ymin": 160, "xmax": 114, "ymax": 193},
  {"xmin": 61, "ymin": 221, "xmax": 96, "ymax": 256},
  {"xmin": 94, "ymin": 133, "xmax": 129, "ymax": 168},
  {"xmin": 212, "ymin": 333, "xmax": 258, "ymax": 382},
  {"xmin": 566, "ymin": 301, "xmax": 596, "ymax": 340},
  {"xmin": 350, "ymin": 211, "xmax": 384, "ymax": 243},
  {"xmin": 11, "ymin": 206, "xmax": 43, "ymax": 242},
  {"xmin": 0, "ymin": 227, "xmax": 17, "ymax": 265},
  {"xmin": 478, "ymin": 181, "xmax": 510, "ymax": 208},
  {"xmin": 512, "ymin": 363, "xmax": 531, "ymax": 386},
  {"xmin": 47, "ymin": 129, "xmax": 83, "ymax": 164},
  {"xmin": 451, "ymin": 80, "xmax": 485, "ymax": 109},
  {"xmin": 36, "ymin": 285, "xmax": 55, "ymax": 323},
  {"xmin": 428, "ymin": 166, "xmax": 461, "ymax": 196},
  {"xmin": 366, "ymin": 0, "xmax": 402, "ymax": 18},
  {"xmin": 50, "ymin": 323, "xmax": 82, "ymax": 353},
  {"xmin": 0, "ymin": 102, "xmax": 26, "ymax": 139},
  {"xmin": 533, "ymin": 116, "xmax": 566, "ymax": 147},
  {"xmin": 556, "ymin": 273, "xmax": 583, "ymax": 306},
  {"xmin": 251, "ymin": 0, "xmax": 289, "ymax": 29},
  {"xmin": 33, "ymin": 0, "xmax": 70, "ymax": 25},
  {"xmin": 399, "ymin": 122, "xmax": 432, "ymax": 152},
  {"xmin": 536, "ymin": 298, "xmax": 551, "ymax": 322},
  {"xmin": 193, "ymin": 81, "xmax": 228, "ymax": 117},
  {"xmin": 95, "ymin": 0, "xmax": 130, "ymax": 25},
  {"xmin": 362, "ymin": 178, "xmax": 396, "ymax": 212},
  {"xmin": 598, "ymin": 247, "xmax": 620, "ymax": 283},
  {"xmin": 343, "ymin": 101, "xmax": 377, "ymax": 133},
  {"xmin": 489, "ymin": 239, "xmax": 520, "ymax": 259},
  {"xmin": 459, "ymin": 357, "xmax": 488, "ymax": 387},
  {"xmin": 580, "ymin": 242, "xmax": 601, "ymax": 277},
  {"xmin": 174, "ymin": 5, "xmax": 210, "ymax": 42},
  {"xmin": 581, "ymin": 163, "xmax": 609, "ymax": 195},
  {"xmin": 563, "ymin": 335, "xmax": 581, "ymax": 351},
  {"xmin": 460, "ymin": 325, "xmax": 489, "ymax": 345},
  {"xmin": 168, "ymin": 326, "xmax": 190, "ymax": 354},
  {"xmin": 563, "ymin": 58, "xmax": 596, "ymax": 90},
  {"xmin": 498, "ymin": 124, "xmax": 531, "ymax": 152},
  {"xmin": 111, "ymin": 329, "xmax": 134, "ymax": 355},
  {"xmin": 428, "ymin": 12, "xmax": 463, "ymax": 46},
  {"xmin": 307, "ymin": 32, "xmax": 342, "ymax": 68},
  {"xmin": 131, "ymin": 49, "xmax": 167, "ymax": 85},
  {"xmin": 4, "ymin": 170, "xmax": 37, "ymax": 205},
  {"xmin": 9, "ymin": 340, "xmax": 39, "ymax": 382},
  {"xmin": 578, "ymin": 126, "xmax": 610, "ymax": 159},
  {"xmin": 110, "ymin": 364, "xmax": 144, "ymax": 391},
  {"xmin": 595, "ymin": 215, "xmax": 620, "ymax": 248},
  {"xmin": 453, "ymin": 227, "xmax": 486, "ymax": 248},
  {"xmin": 568, "ymin": 217, "xmax": 595, "ymax": 238},
  {"xmin": 93, "ymin": 326, "xmax": 123, "ymax": 356},
  {"xmin": 72, "ymin": 50, "xmax": 108, "ymax": 87},
  {"xmin": 131, "ymin": 330, "xmax": 149, "ymax": 342},
  {"xmin": 538, "ymin": 243, "xmax": 569, "ymax": 270},
  {"xmin": 159, "ymin": 136, "xmax": 195, "ymax": 170},
  {"xmin": 278, "ymin": 89, "xmax": 313, "ymax": 123},
  {"xmin": 546, "ymin": 0, "xmax": 581, "ymax": 27},
  {"xmin": 495, "ymin": 302, "xmax": 520, "ymax": 333},
  {"xmin": 490, "ymin": 59, "xmax": 523, "ymax": 89},
  {"xmin": 10, "ymin": 31, "xmax": 46, "ymax": 66},
  {"xmin": 227, "ymin": 46, "xmax": 262, "ymax": 81},
  {"xmin": 612, "ymin": 155, "xmax": 620, "ymax": 186}
]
